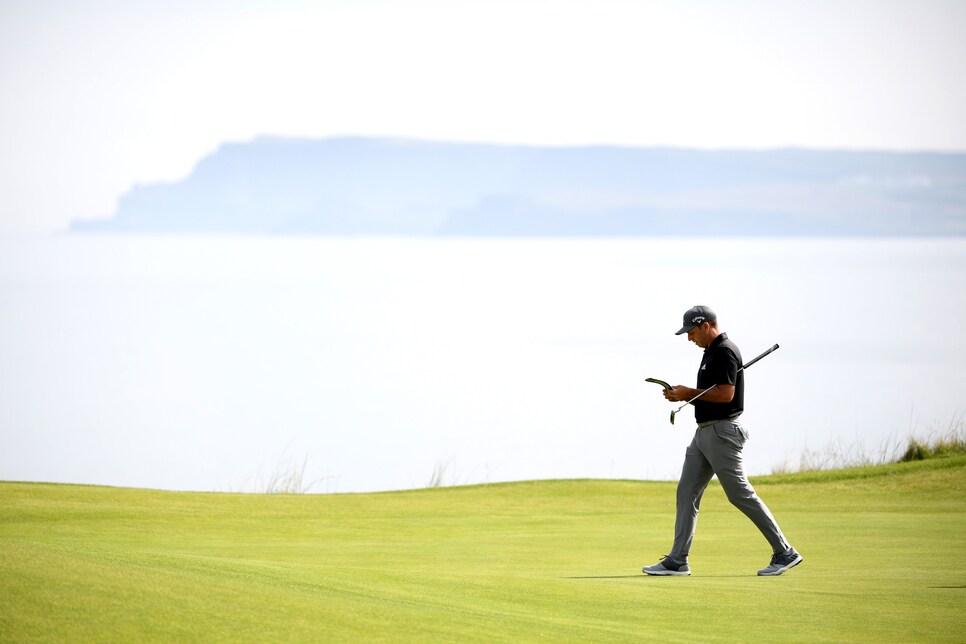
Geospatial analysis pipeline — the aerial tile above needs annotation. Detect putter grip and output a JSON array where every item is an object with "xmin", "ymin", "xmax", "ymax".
[
  {"xmin": 741, "ymin": 343, "xmax": 779, "ymax": 370},
  {"xmin": 645, "ymin": 377, "xmax": 672, "ymax": 390}
]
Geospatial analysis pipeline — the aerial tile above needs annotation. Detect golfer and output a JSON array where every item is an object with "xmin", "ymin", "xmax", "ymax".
[{"xmin": 643, "ymin": 305, "xmax": 802, "ymax": 577}]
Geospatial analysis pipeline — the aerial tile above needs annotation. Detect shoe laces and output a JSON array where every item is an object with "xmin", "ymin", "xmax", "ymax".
[{"xmin": 770, "ymin": 550, "xmax": 795, "ymax": 565}]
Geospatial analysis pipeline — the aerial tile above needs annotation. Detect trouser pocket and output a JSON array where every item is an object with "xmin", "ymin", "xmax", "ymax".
[{"xmin": 712, "ymin": 421, "xmax": 748, "ymax": 449}]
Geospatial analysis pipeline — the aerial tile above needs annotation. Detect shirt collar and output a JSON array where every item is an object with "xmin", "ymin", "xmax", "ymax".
[{"xmin": 704, "ymin": 332, "xmax": 728, "ymax": 353}]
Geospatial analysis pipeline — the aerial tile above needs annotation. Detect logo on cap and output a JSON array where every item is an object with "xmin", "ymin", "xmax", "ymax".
[{"xmin": 675, "ymin": 305, "xmax": 717, "ymax": 335}]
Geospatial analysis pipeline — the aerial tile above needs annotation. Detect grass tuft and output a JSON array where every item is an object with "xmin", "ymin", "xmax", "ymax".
[
  {"xmin": 900, "ymin": 434, "xmax": 966, "ymax": 461},
  {"xmin": 898, "ymin": 413, "xmax": 966, "ymax": 462},
  {"xmin": 773, "ymin": 414, "xmax": 966, "ymax": 474},
  {"xmin": 263, "ymin": 453, "xmax": 318, "ymax": 494},
  {"xmin": 426, "ymin": 459, "xmax": 449, "ymax": 488}
]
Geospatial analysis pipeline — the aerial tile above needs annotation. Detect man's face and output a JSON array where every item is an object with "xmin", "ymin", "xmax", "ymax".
[{"xmin": 686, "ymin": 322, "xmax": 710, "ymax": 348}]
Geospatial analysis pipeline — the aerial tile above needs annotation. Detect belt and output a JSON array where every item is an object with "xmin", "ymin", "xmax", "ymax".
[{"xmin": 697, "ymin": 418, "xmax": 738, "ymax": 428}]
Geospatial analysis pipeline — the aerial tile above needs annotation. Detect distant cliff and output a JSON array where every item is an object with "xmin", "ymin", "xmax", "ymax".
[{"xmin": 71, "ymin": 137, "xmax": 966, "ymax": 236}]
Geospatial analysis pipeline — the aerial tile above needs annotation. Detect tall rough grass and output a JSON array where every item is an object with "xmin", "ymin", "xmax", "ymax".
[
  {"xmin": 427, "ymin": 459, "xmax": 450, "ymax": 488},
  {"xmin": 899, "ymin": 416, "xmax": 966, "ymax": 461},
  {"xmin": 897, "ymin": 414, "xmax": 966, "ymax": 462},
  {"xmin": 773, "ymin": 414, "xmax": 965, "ymax": 474},
  {"xmin": 263, "ymin": 454, "xmax": 310, "ymax": 493}
]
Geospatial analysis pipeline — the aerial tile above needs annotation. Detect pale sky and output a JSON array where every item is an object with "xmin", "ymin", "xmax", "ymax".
[{"xmin": 2, "ymin": 0, "xmax": 965, "ymax": 234}]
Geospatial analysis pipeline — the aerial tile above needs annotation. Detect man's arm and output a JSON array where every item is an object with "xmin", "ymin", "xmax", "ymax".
[{"xmin": 663, "ymin": 384, "xmax": 735, "ymax": 404}]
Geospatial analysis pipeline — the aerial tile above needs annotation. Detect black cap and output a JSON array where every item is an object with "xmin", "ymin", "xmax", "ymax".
[{"xmin": 675, "ymin": 305, "xmax": 716, "ymax": 335}]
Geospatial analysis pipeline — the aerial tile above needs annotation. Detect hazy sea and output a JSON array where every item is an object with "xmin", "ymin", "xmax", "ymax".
[{"xmin": 1, "ymin": 235, "xmax": 963, "ymax": 493}]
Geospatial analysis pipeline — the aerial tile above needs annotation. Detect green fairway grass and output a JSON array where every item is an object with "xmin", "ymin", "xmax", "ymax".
[{"xmin": 2, "ymin": 457, "xmax": 965, "ymax": 642}]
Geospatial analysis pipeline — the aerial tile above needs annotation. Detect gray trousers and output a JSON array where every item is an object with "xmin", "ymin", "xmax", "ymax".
[{"xmin": 668, "ymin": 420, "xmax": 790, "ymax": 561}]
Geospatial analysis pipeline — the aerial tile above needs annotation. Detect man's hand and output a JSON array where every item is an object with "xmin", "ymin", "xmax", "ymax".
[{"xmin": 663, "ymin": 385, "xmax": 692, "ymax": 402}]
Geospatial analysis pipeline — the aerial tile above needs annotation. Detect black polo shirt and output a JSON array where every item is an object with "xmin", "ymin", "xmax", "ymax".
[{"xmin": 693, "ymin": 332, "xmax": 744, "ymax": 423}]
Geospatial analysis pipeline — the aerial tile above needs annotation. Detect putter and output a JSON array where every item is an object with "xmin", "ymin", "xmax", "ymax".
[{"xmin": 650, "ymin": 343, "xmax": 780, "ymax": 425}]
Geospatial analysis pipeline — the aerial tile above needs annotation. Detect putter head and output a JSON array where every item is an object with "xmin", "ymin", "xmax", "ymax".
[{"xmin": 670, "ymin": 410, "xmax": 676, "ymax": 425}]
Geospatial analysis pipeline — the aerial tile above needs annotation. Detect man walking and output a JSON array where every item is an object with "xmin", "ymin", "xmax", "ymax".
[{"xmin": 643, "ymin": 305, "xmax": 802, "ymax": 577}]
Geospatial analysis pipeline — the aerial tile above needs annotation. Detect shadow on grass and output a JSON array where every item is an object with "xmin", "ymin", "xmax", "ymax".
[
  {"xmin": 563, "ymin": 574, "xmax": 751, "ymax": 579},
  {"xmin": 563, "ymin": 575, "xmax": 644, "ymax": 579}
]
